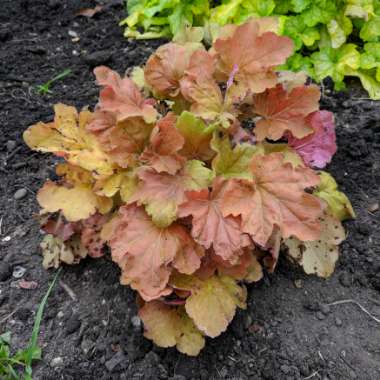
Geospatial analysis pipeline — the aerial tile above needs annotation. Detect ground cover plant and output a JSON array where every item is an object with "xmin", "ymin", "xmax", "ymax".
[
  {"xmin": 23, "ymin": 19, "xmax": 355, "ymax": 356},
  {"xmin": 0, "ymin": 270, "xmax": 60, "ymax": 379},
  {"xmin": 122, "ymin": 0, "xmax": 380, "ymax": 100}
]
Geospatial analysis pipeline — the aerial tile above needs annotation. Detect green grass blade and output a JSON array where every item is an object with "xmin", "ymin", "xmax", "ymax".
[{"xmin": 24, "ymin": 269, "xmax": 61, "ymax": 368}]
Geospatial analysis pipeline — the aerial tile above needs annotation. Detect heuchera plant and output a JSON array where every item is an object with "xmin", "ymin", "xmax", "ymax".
[{"xmin": 24, "ymin": 20, "xmax": 355, "ymax": 356}]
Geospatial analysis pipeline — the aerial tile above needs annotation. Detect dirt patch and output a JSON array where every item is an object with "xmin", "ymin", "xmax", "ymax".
[{"xmin": 0, "ymin": 1, "xmax": 379, "ymax": 379}]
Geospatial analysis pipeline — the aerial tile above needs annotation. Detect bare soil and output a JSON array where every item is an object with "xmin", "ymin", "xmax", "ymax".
[{"xmin": 0, "ymin": 1, "xmax": 379, "ymax": 379}]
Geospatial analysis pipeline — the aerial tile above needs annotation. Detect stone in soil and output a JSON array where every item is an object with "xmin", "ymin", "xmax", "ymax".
[
  {"xmin": 6, "ymin": 140, "xmax": 16, "ymax": 151},
  {"xmin": 339, "ymin": 272, "xmax": 352, "ymax": 287},
  {"xmin": 0, "ymin": 262, "xmax": 12, "ymax": 282},
  {"xmin": 14, "ymin": 188, "xmax": 27, "ymax": 200},
  {"xmin": 83, "ymin": 50, "xmax": 112, "ymax": 67},
  {"xmin": 105, "ymin": 351, "xmax": 127, "ymax": 372},
  {"xmin": 65, "ymin": 314, "xmax": 81, "ymax": 335},
  {"xmin": 50, "ymin": 357, "xmax": 64, "ymax": 368}
]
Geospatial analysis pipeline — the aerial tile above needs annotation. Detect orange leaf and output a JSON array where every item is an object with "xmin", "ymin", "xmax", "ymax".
[
  {"xmin": 144, "ymin": 43, "xmax": 195, "ymax": 98},
  {"xmin": 140, "ymin": 113, "xmax": 185, "ymax": 174},
  {"xmin": 129, "ymin": 160, "xmax": 213, "ymax": 228},
  {"xmin": 178, "ymin": 178, "xmax": 252, "ymax": 261},
  {"xmin": 253, "ymin": 84, "xmax": 321, "ymax": 141},
  {"xmin": 213, "ymin": 20, "xmax": 294, "ymax": 93},
  {"xmin": 88, "ymin": 110, "xmax": 153, "ymax": 168},
  {"xmin": 109, "ymin": 205, "xmax": 202, "ymax": 301},
  {"xmin": 221, "ymin": 153, "xmax": 324, "ymax": 246},
  {"xmin": 94, "ymin": 66, "xmax": 157, "ymax": 123}
]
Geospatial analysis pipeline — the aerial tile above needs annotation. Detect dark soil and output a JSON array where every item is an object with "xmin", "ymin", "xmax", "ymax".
[{"xmin": 1, "ymin": 1, "xmax": 380, "ymax": 379}]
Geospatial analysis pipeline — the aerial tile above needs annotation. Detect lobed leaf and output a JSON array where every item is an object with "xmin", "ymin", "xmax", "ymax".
[
  {"xmin": 179, "ymin": 177, "xmax": 252, "ymax": 261},
  {"xmin": 170, "ymin": 273, "xmax": 247, "ymax": 338},
  {"xmin": 314, "ymin": 171, "xmax": 356, "ymax": 221},
  {"xmin": 220, "ymin": 153, "xmax": 324, "ymax": 246},
  {"xmin": 94, "ymin": 66, "xmax": 157, "ymax": 123},
  {"xmin": 139, "ymin": 301, "xmax": 205, "ymax": 356},
  {"xmin": 287, "ymin": 110, "xmax": 337, "ymax": 169},
  {"xmin": 253, "ymin": 84, "xmax": 321, "ymax": 141},
  {"xmin": 213, "ymin": 20, "xmax": 294, "ymax": 93},
  {"xmin": 284, "ymin": 212, "xmax": 345, "ymax": 277},
  {"xmin": 24, "ymin": 104, "xmax": 114, "ymax": 177}
]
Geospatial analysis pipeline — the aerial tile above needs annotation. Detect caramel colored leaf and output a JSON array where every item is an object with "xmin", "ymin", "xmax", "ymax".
[
  {"xmin": 88, "ymin": 111, "xmax": 153, "ymax": 168},
  {"xmin": 37, "ymin": 181, "xmax": 111, "ymax": 222},
  {"xmin": 214, "ymin": 20, "xmax": 294, "ymax": 93},
  {"xmin": 23, "ymin": 104, "xmax": 114, "ymax": 177},
  {"xmin": 178, "ymin": 177, "xmax": 251, "ymax": 261},
  {"xmin": 94, "ymin": 66, "xmax": 157, "ymax": 123},
  {"xmin": 144, "ymin": 43, "xmax": 197, "ymax": 98},
  {"xmin": 170, "ymin": 274, "xmax": 247, "ymax": 338},
  {"xmin": 253, "ymin": 84, "xmax": 320, "ymax": 141},
  {"xmin": 130, "ymin": 160, "xmax": 214, "ymax": 228},
  {"xmin": 110, "ymin": 205, "xmax": 201, "ymax": 301},
  {"xmin": 220, "ymin": 153, "xmax": 324, "ymax": 246},
  {"xmin": 139, "ymin": 302, "xmax": 205, "ymax": 356},
  {"xmin": 284, "ymin": 213, "xmax": 345, "ymax": 278},
  {"xmin": 140, "ymin": 113, "xmax": 185, "ymax": 175}
]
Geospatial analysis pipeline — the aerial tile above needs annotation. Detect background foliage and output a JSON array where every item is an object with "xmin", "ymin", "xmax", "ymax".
[{"xmin": 122, "ymin": 0, "xmax": 380, "ymax": 99}]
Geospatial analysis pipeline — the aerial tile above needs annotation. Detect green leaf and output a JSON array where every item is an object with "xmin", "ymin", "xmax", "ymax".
[
  {"xmin": 175, "ymin": 111, "xmax": 215, "ymax": 160},
  {"xmin": 301, "ymin": 0, "xmax": 337, "ymax": 27},
  {"xmin": 211, "ymin": 134, "xmax": 263, "ymax": 179},
  {"xmin": 291, "ymin": 0, "xmax": 312, "ymax": 13},
  {"xmin": 347, "ymin": 69, "xmax": 380, "ymax": 99},
  {"xmin": 360, "ymin": 16, "xmax": 380, "ymax": 41},
  {"xmin": 210, "ymin": 0, "xmax": 243, "ymax": 25},
  {"xmin": 311, "ymin": 43, "xmax": 361, "ymax": 89},
  {"xmin": 345, "ymin": 0, "xmax": 375, "ymax": 19},
  {"xmin": 327, "ymin": 15, "xmax": 353, "ymax": 49},
  {"xmin": 314, "ymin": 171, "xmax": 355, "ymax": 221}
]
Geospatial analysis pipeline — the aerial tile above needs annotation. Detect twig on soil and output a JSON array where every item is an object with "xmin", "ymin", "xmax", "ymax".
[
  {"xmin": 0, "ymin": 308, "xmax": 20, "ymax": 325},
  {"xmin": 0, "ymin": 216, "xmax": 3, "ymax": 236},
  {"xmin": 304, "ymin": 370, "xmax": 320, "ymax": 380},
  {"xmin": 59, "ymin": 280, "xmax": 77, "ymax": 301},
  {"xmin": 326, "ymin": 299, "xmax": 380, "ymax": 324},
  {"xmin": 5, "ymin": 146, "xmax": 22, "ymax": 164}
]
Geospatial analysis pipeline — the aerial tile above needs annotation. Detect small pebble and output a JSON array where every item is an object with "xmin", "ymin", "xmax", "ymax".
[
  {"xmin": 316, "ymin": 312, "xmax": 325, "ymax": 320},
  {"xmin": 68, "ymin": 30, "xmax": 78, "ymax": 38},
  {"xmin": 81, "ymin": 339, "xmax": 95, "ymax": 355},
  {"xmin": 335, "ymin": 317, "xmax": 343, "ymax": 326},
  {"xmin": 368, "ymin": 202, "xmax": 379, "ymax": 213},
  {"xmin": 65, "ymin": 314, "xmax": 81, "ymax": 335},
  {"xmin": 0, "ymin": 262, "xmax": 12, "ymax": 281},
  {"xmin": 294, "ymin": 279, "xmax": 303, "ymax": 288},
  {"xmin": 57, "ymin": 311, "xmax": 64, "ymax": 319},
  {"xmin": 320, "ymin": 304, "xmax": 331, "ymax": 315},
  {"xmin": 6, "ymin": 140, "xmax": 16, "ymax": 151},
  {"xmin": 12, "ymin": 265, "xmax": 26, "ymax": 278},
  {"xmin": 14, "ymin": 188, "xmax": 27, "ymax": 200},
  {"xmin": 50, "ymin": 357, "xmax": 64, "ymax": 368},
  {"xmin": 339, "ymin": 272, "xmax": 351, "ymax": 287},
  {"xmin": 131, "ymin": 315, "xmax": 141, "ymax": 328}
]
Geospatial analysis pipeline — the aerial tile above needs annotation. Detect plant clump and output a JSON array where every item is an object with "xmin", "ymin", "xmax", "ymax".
[{"xmin": 24, "ymin": 20, "xmax": 354, "ymax": 355}]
